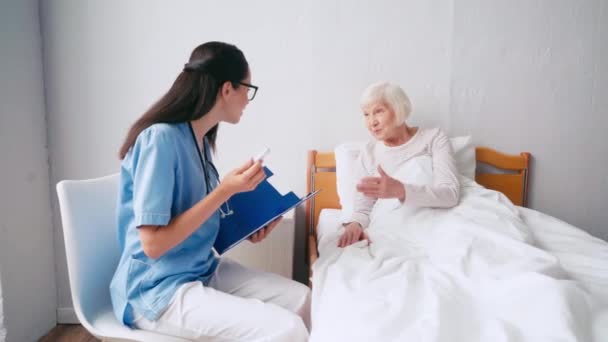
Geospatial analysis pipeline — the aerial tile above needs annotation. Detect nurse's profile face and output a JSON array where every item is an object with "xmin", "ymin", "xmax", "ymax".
[{"xmin": 221, "ymin": 71, "xmax": 253, "ymax": 124}]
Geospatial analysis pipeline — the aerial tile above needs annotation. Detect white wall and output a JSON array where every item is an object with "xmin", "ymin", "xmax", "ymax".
[
  {"xmin": 0, "ymin": 271, "xmax": 6, "ymax": 342},
  {"xmin": 41, "ymin": 0, "xmax": 452, "ymax": 314},
  {"xmin": 0, "ymin": 0, "xmax": 57, "ymax": 340},
  {"xmin": 449, "ymin": 0, "xmax": 608, "ymax": 239},
  {"xmin": 40, "ymin": 0, "xmax": 607, "ymax": 318}
]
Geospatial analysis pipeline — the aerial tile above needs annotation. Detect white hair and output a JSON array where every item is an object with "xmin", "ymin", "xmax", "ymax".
[{"xmin": 360, "ymin": 82, "xmax": 412, "ymax": 124}]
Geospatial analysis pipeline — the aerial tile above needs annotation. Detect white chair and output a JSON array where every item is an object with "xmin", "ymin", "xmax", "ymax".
[{"xmin": 56, "ymin": 174, "xmax": 190, "ymax": 342}]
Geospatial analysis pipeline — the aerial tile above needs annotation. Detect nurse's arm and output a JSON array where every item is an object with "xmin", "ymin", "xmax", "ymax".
[
  {"xmin": 137, "ymin": 159, "xmax": 265, "ymax": 259},
  {"xmin": 138, "ymin": 186, "xmax": 232, "ymax": 259}
]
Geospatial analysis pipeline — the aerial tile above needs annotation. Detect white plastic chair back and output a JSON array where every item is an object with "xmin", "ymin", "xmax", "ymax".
[{"xmin": 57, "ymin": 174, "xmax": 189, "ymax": 342}]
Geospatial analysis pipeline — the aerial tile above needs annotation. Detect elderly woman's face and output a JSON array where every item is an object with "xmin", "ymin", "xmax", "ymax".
[{"xmin": 363, "ymin": 101, "xmax": 398, "ymax": 140}]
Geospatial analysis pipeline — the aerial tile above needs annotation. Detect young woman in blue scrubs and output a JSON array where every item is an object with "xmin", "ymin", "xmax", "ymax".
[{"xmin": 110, "ymin": 42, "xmax": 310, "ymax": 341}]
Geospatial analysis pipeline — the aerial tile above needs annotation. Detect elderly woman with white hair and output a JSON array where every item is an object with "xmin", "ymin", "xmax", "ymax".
[{"xmin": 338, "ymin": 82, "xmax": 461, "ymax": 247}]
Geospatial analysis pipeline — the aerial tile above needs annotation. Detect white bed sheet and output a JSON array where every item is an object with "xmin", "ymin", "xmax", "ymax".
[{"xmin": 312, "ymin": 205, "xmax": 608, "ymax": 342}]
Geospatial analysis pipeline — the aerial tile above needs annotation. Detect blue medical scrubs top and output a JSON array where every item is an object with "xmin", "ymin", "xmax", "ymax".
[{"xmin": 110, "ymin": 122, "xmax": 220, "ymax": 325}]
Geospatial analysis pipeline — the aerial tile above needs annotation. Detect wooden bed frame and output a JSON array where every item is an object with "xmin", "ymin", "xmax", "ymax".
[{"xmin": 305, "ymin": 146, "xmax": 531, "ymax": 285}]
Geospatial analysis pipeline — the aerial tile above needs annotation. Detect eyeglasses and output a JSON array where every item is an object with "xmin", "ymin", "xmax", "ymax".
[{"xmin": 237, "ymin": 81, "xmax": 259, "ymax": 101}]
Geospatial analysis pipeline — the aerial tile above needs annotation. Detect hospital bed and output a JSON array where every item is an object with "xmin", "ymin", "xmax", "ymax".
[
  {"xmin": 305, "ymin": 146, "xmax": 531, "ymax": 277},
  {"xmin": 304, "ymin": 144, "xmax": 608, "ymax": 342}
]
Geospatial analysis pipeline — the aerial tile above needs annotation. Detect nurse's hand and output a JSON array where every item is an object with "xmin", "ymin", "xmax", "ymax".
[
  {"xmin": 249, "ymin": 216, "xmax": 283, "ymax": 243},
  {"xmin": 220, "ymin": 159, "xmax": 266, "ymax": 196}
]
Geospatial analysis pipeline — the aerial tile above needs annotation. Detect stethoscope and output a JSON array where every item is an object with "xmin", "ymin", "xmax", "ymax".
[{"xmin": 188, "ymin": 123, "xmax": 234, "ymax": 218}]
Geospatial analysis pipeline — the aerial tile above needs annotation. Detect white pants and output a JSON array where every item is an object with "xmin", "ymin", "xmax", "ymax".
[{"xmin": 134, "ymin": 258, "xmax": 311, "ymax": 342}]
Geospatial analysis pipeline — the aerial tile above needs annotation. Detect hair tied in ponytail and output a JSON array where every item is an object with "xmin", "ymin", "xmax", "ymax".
[{"xmin": 184, "ymin": 59, "xmax": 210, "ymax": 72}]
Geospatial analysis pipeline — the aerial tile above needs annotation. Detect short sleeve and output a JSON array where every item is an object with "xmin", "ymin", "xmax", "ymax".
[{"xmin": 131, "ymin": 127, "xmax": 177, "ymax": 227}]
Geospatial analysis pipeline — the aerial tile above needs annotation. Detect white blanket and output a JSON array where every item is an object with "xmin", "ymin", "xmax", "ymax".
[{"xmin": 311, "ymin": 157, "xmax": 606, "ymax": 342}]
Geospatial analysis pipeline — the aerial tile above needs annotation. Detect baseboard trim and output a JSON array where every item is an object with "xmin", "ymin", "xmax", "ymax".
[{"xmin": 57, "ymin": 307, "xmax": 79, "ymax": 324}]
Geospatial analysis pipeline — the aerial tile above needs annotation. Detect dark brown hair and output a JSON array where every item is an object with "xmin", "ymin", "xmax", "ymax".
[{"xmin": 119, "ymin": 41, "xmax": 249, "ymax": 159}]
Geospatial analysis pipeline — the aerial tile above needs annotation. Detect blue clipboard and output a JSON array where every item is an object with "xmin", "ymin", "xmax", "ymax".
[{"xmin": 213, "ymin": 167, "xmax": 320, "ymax": 255}]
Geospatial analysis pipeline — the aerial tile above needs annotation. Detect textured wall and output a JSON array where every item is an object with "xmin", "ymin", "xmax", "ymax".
[
  {"xmin": 450, "ymin": 0, "xmax": 608, "ymax": 240},
  {"xmin": 38, "ymin": 0, "xmax": 607, "ymax": 317},
  {"xmin": 41, "ymin": 0, "xmax": 452, "ymax": 311},
  {"xmin": 0, "ymin": 0, "xmax": 57, "ymax": 340}
]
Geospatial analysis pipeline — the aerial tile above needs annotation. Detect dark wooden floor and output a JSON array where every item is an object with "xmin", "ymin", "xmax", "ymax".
[{"xmin": 38, "ymin": 324, "xmax": 99, "ymax": 342}]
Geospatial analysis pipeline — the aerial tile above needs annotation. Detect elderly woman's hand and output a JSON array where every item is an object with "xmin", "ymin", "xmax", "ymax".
[
  {"xmin": 338, "ymin": 222, "xmax": 370, "ymax": 248},
  {"xmin": 356, "ymin": 165, "xmax": 406, "ymax": 202}
]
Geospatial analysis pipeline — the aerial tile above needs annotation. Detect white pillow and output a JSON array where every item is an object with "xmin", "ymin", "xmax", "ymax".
[
  {"xmin": 334, "ymin": 142, "xmax": 365, "ymax": 217},
  {"xmin": 449, "ymin": 135, "xmax": 476, "ymax": 180},
  {"xmin": 334, "ymin": 136, "xmax": 475, "ymax": 218}
]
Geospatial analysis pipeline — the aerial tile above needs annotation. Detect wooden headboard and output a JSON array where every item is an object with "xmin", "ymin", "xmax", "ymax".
[{"xmin": 304, "ymin": 146, "xmax": 531, "ymax": 284}]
